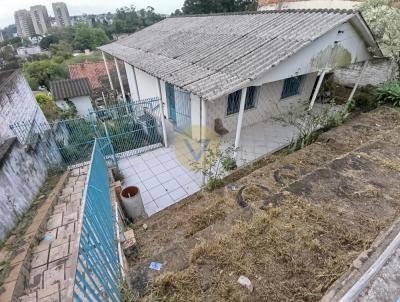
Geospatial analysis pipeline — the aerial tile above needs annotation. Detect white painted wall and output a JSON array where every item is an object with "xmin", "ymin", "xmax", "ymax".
[
  {"xmin": 124, "ymin": 62, "xmax": 139, "ymax": 100},
  {"xmin": 134, "ymin": 67, "xmax": 159, "ymax": 100},
  {"xmin": 191, "ymin": 94, "xmax": 201, "ymax": 140},
  {"xmin": 55, "ymin": 96, "xmax": 94, "ymax": 117},
  {"xmin": 160, "ymin": 80, "xmax": 168, "ymax": 118},
  {"xmin": 254, "ymin": 22, "xmax": 371, "ymax": 85},
  {"xmin": 206, "ymin": 73, "xmax": 318, "ymax": 134}
]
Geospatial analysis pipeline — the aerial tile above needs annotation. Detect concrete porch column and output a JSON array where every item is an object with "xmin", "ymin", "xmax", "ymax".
[
  {"xmin": 101, "ymin": 51, "xmax": 114, "ymax": 91},
  {"xmin": 347, "ymin": 60, "xmax": 369, "ymax": 103},
  {"xmin": 309, "ymin": 70, "xmax": 327, "ymax": 110},
  {"xmin": 157, "ymin": 78, "xmax": 168, "ymax": 148},
  {"xmin": 114, "ymin": 57, "xmax": 126, "ymax": 102},
  {"xmin": 234, "ymin": 87, "xmax": 247, "ymax": 158}
]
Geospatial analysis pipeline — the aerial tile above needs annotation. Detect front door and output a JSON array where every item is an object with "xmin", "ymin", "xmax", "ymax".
[{"xmin": 166, "ymin": 83, "xmax": 176, "ymax": 122}]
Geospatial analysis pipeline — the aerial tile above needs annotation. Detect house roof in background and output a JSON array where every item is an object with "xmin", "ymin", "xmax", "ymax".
[
  {"xmin": 50, "ymin": 78, "xmax": 92, "ymax": 100},
  {"xmin": 68, "ymin": 61, "xmax": 114, "ymax": 89},
  {"xmin": 99, "ymin": 9, "xmax": 379, "ymax": 101}
]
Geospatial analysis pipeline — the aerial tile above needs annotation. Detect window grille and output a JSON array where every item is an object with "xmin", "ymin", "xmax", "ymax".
[
  {"xmin": 227, "ymin": 87, "xmax": 257, "ymax": 115},
  {"xmin": 281, "ymin": 75, "xmax": 304, "ymax": 99}
]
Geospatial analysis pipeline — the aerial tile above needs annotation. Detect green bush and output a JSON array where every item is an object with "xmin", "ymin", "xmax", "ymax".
[{"xmin": 376, "ymin": 82, "xmax": 400, "ymax": 106}]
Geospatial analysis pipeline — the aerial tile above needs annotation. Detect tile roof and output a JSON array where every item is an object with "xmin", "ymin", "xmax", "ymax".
[
  {"xmin": 50, "ymin": 78, "xmax": 92, "ymax": 100},
  {"xmin": 99, "ymin": 9, "xmax": 372, "ymax": 101},
  {"xmin": 68, "ymin": 61, "xmax": 113, "ymax": 89}
]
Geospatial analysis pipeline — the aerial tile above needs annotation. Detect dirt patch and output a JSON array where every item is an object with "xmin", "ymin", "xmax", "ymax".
[{"xmin": 128, "ymin": 106, "xmax": 400, "ymax": 302}]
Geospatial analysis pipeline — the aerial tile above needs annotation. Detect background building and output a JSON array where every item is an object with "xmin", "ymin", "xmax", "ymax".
[
  {"xmin": 14, "ymin": 9, "xmax": 35, "ymax": 38},
  {"xmin": 30, "ymin": 5, "xmax": 51, "ymax": 36},
  {"xmin": 52, "ymin": 2, "xmax": 71, "ymax": 27},
  {"xmin": 258, "ymin": 0, "xmax": 363, "ymax": 10}
]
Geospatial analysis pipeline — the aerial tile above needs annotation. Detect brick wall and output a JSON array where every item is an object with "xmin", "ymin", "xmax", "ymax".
[
  {"xmin": 333, "ymin": 58, "xmax": 398, "ymax": 88},
  {"xmin": 0, "ymin": 70, "xmax": 47, "ymax": 143}
]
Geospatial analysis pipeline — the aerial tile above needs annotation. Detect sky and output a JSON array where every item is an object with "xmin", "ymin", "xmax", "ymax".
[{"xmin": 0, "ymin": 0, "xmax": 184, "ymax": 28}]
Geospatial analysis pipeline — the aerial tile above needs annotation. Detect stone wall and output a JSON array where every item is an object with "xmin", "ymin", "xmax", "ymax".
[
  {"xmin": 0, "ymin": 69, "xmax": 47, "ymax": 143},
  {"xmin": 333, "ymin": 58, "xmax": 398, "ymax": 88},
  {"xmin": 0, "ymin": 139, "xmax": 49, "ymax": 240},
  {"xmin": 0, "ymin": 70, "xmax": 58, "ymax": 240}
]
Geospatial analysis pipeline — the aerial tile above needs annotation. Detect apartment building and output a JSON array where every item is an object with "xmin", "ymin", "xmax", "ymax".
[
  {"xmin": 52, "ymin": 2, "xmax": 71, "ymax": 27},
  {"xmin": 30, "ymin": 5, "xmax": 51, "ymax": 35},
  {"xmin": 14, "ymin": 9, "xmax": 36, "ymax": 38}
]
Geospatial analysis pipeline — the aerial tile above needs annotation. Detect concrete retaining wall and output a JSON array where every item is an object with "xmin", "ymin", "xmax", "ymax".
[{"xmin": 333, "ymin": 58, "xmax": 398, "ymax": 88}]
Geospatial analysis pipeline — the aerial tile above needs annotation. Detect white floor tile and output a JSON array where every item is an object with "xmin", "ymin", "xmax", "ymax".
[
  {"xmin": 146, "ymin": 158, "xmax": 161, "ymax": 168},
  {"xmin": 182, "ymin": 181, "xmax": 200, "ymax": 195},
  {"xmin": 162, "ymin": 179, "xmax": 180, "ymax": 192},
  {"xmin": 150, "ymin": 164, "xmax": 167, "ymax": 174},
  {"xmin": 154, "ymin": 194, "xmax": 174, "ymax": 209},
  {"xmin": 143, "ymin": 177, "xmax": 161, "ymax": 191},
  {"xmin": 134, "ymin": 162, "xmax": 148, "ymax": 173},
  {"xmin": 169, "ymin": 188, "xmax": 188, "ymax": 201},
  {"xmin": 175, "ymin": 174, "xmax": 193, "ymax": 186},
  {"xmin": 163, "ymin": 159, "xmax": 179, "ymax": 170},
  {"xmin": 169, "ymin": 166, "xmax": 187, "ymax": 177},
  {"xmin": 148, "ymin": 184, "xmax": 168, "ymax": 199},
  {"xmin": 145, "ymin": 201, "xmax": 159, "ymax": 216},
  {"xmin": 157, "ymin": 153, "xmax": 172, "ymax": 162},
  {"xmin": 141, "ymin": 191, "xmax": 153, "ymax": 205},
  {"xmin": 157, "ymin": 171, "xmax": 172, "ymax": 183},
  {"xmin": 138, "ymin": 169, "xmax": 154, "ymax": 182}
]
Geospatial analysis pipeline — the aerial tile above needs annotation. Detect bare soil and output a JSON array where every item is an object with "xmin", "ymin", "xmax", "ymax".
[{"xmin": 128, "ymin": 106, "xmax": 400, "ymax": 302}]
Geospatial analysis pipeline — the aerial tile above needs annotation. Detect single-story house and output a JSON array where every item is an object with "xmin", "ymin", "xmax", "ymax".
[
  {"xmin": 50, "ymin": 78, "xmax": 94, "ymax": 117},
  {"xmin": 99, "ymin": 9, "xmax": 382, "ymax": 164}
]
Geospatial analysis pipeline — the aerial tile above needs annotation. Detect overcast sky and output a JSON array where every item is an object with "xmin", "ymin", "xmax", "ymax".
[{"xmin": 0, "ymin": 0, "xmax": 184, "ymax": 28}]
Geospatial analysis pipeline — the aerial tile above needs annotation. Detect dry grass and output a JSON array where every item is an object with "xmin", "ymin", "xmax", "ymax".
[
  {"xmin": 185, "ymin": 199, "xmax": 226, "ymax": 237},
  {"xmin": 146, "ymin": 196, "xmax": 383, "ymax": 302},
  {"xmin": 143, "ymin": 267, "xmax": 203, "ymax": 302}
]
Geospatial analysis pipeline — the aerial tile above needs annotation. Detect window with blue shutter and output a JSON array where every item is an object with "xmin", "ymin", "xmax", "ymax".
[
  {"xmin": 226, "ymin": 87, "xmax": 257, "ymax": 115},
  {"xmin": 281, "ymin": 75, "xmax": 304, "ymax": 99}
]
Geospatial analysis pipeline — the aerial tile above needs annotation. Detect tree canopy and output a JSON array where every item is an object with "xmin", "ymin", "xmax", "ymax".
[
  {"xmin": 181, "ymin": 0, "xmax": 258, "ymax": 14},
  {"xmin": 361, "ymin": 0, "xmax": 400, "ymax": 70},
  {"xmin": 24, "ymin": 60, "xmax": 68, "ymax": 89},
  {"xmin": 73, "ymin": 25, "xmax": 110, "ymax": 50},
  {"xmin": 112, "ymin": 6, "xmax": 165, "ymax": 34}
]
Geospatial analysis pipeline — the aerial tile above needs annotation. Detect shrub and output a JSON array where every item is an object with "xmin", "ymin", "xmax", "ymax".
[{"xmin": 376, "ymin": 82, "xmax": 400, "ymax": 106}]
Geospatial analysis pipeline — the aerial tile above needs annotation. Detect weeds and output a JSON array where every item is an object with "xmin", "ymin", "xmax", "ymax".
[{"xmin": 191, "ymin": 145, "xmax": 236, "ymax": 191}]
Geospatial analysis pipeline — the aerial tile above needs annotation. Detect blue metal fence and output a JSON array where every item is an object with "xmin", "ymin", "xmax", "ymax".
[
  {"xmin": 9, "ymin": 98, "xmax": 164, "ymax": 168},
  {"xmin": 72, "ymin": 139, "xmax": 121, "ymax": 301}
]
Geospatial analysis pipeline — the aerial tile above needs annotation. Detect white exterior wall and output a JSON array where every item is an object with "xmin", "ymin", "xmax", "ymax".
[
  {"xmin": 55, "ymin": 96, "xmax": 93, "ymax": 117},
  {"xmin": 255, "ymin": 22, "xmax": 371, "ymax": 85},
  {"xmin": 134, "ymin": 67, "xmax": 159, "ymax": 99},
  {"xmin": 206, "ymin": 73, "xmax": 318, "ymax": 134},
  {"xmin": 124, "ymin": 62, "xmax": 139, "ymax": 100}
]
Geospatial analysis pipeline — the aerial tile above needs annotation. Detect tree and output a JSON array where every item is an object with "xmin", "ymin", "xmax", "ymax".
[
  {"xmin": 181, "ymin": 0, "xmax": 258, "ymax": 14},
  {"xmin": 361, "ymin": 0, "xmax": 400, "ymax": 73},
  {"xmin": 50, "ymin": 40, "xmax": 73, "ymax": 59},
  {"xmin": 40, "ymin": 35, "xmax": 60, "ymax": 49},
  {"xmin": 24, "ymin": 60, "xmax": 68, "ymax": 89},
  {"xmin": 112, "ymin": 6, "xmax": 164, "ymax": 34},
  {"xmin": 73, "ymin": 25, "xmax": 110, "ymax": 50}
]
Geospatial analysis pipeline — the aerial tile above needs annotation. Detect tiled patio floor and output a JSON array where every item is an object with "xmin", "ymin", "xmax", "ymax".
[
  {"xmin": 118, "ymin": 147, "xmax": 202, "ymax": 216},
  {"xmin": 221, "ymin": 119, "xmax": 299, "ymax": 167}
]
